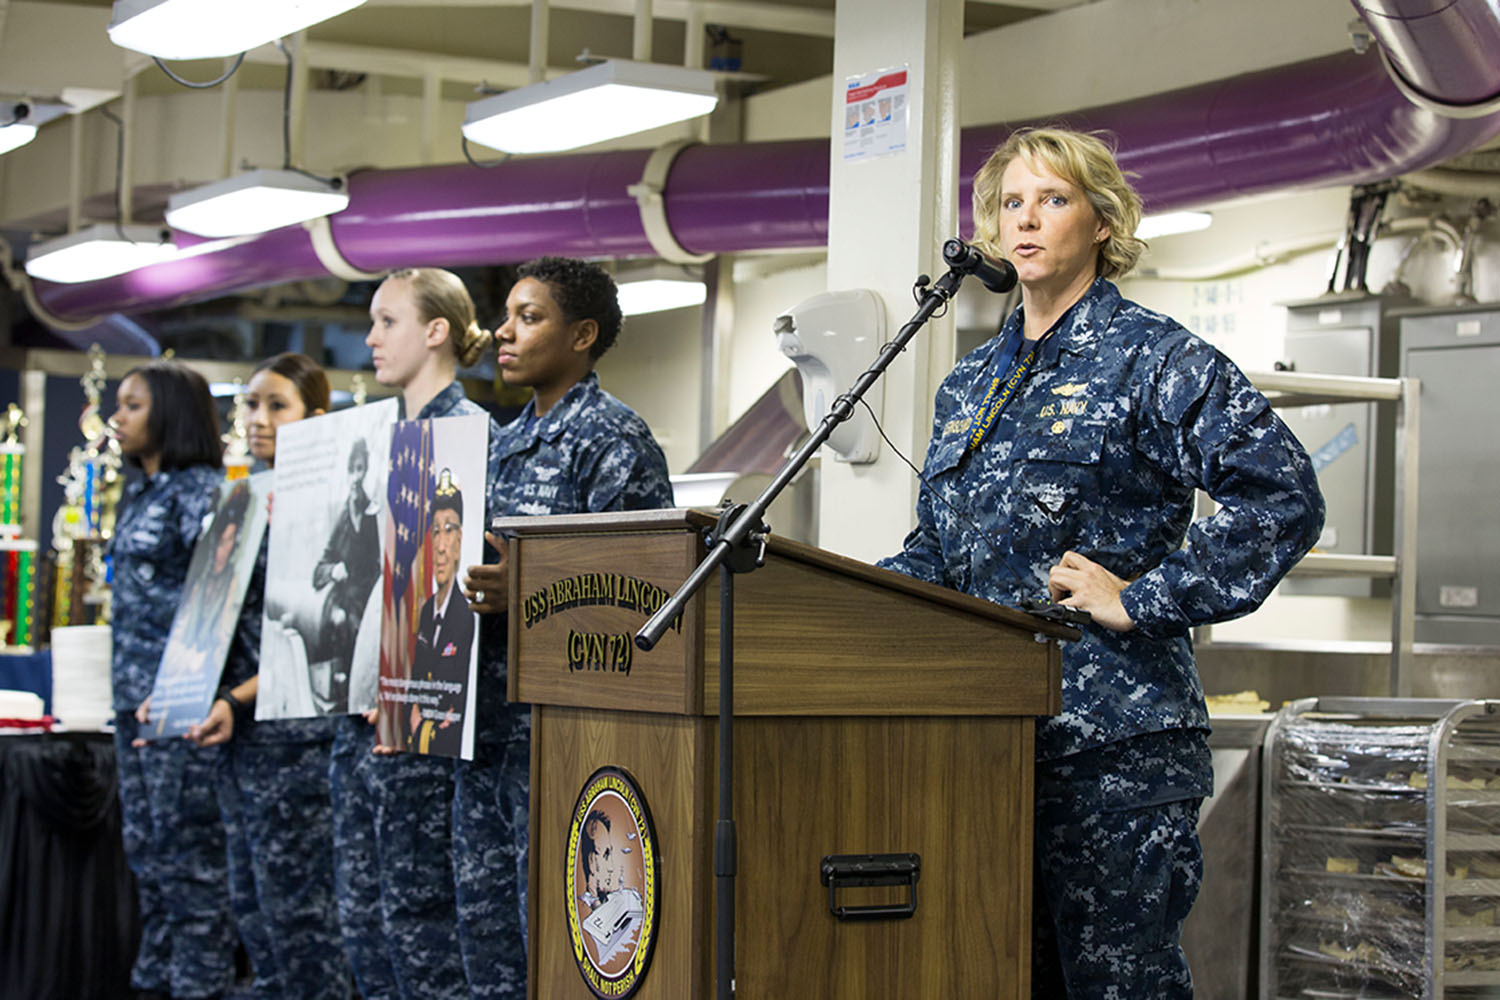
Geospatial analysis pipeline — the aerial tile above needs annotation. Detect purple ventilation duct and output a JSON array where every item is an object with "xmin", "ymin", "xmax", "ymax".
[{"xmin": 31, "ymin": 0, "xmax": 1500, "ymax": 324}]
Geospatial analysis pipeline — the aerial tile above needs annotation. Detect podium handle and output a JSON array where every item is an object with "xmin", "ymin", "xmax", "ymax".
[{"xmin": 821, "ymin": 852, "xmax": 921, "ymax": 921}]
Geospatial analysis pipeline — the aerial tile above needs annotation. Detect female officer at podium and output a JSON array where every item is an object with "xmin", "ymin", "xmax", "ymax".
[
  {"xmin": 456, "ymin": 256, "xmax": 674, "ymax": 997},
  {"xmin": 878, "ymin": 127, "xmax": 1324, "ymax": 997}
]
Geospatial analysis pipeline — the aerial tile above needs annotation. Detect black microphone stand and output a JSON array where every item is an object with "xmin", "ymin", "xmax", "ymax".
[{"xmin": 634, "ymin": 247, "xmax": 1003, "ymax": 1000}]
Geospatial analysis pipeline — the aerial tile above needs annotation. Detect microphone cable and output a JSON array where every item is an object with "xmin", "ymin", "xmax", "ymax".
[
  {"xmin": 849, "ymin": 390, "xmax": 1092, "ymax": 627},
  {"xmin": 826, "ymin": 270, "xmax": 1091, "ymax": 626},
  {"xmin": 848, "ymin": 391, "xmax": 1041, "ymax": 597}
]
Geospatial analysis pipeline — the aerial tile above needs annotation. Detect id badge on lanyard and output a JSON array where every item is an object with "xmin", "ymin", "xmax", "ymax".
[{"xmin": 966, "ymin": 335, "xmax": 1047, "ymax": 453}]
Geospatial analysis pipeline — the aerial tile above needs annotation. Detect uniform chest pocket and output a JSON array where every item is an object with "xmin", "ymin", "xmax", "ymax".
[
  {"xmin": 115, "ymin": 503, "xmax": 186, "ymax": 568},
  {"xmin": 1008, "ymin": 420, "xmax": 1108, "ymax": 554},
  {"xmin": 512, "ymin": 454, "xmax": 581, "ymax": 515},
  {"xmin": 925, "ymin": 434, "xmax": 969, "ymax": 478}
]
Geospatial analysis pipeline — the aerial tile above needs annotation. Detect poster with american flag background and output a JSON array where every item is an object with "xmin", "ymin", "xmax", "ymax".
[{"xmin": 377, "ymin": 413, "xmax": 488, "ymax": 758}]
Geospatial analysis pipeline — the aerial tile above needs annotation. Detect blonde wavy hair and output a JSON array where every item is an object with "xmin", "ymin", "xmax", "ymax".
[
  {"xmin": 384, "ymin": 267, "xmax": 492, "ymax": 367},
  {"xmin": 971, "ymin": 127, "xmax": 1146, "ymax": 280}
]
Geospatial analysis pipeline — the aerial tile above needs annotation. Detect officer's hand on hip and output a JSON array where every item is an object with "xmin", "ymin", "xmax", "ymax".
[{"xmin": 1048, "ymin": 550, "xmax": 1136, "ymax": 633}]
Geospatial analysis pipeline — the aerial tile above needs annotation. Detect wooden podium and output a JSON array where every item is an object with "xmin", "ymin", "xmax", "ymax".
[{"xmin": 502, "ymin": 509, "xmax": 1074, "ymax": 999}]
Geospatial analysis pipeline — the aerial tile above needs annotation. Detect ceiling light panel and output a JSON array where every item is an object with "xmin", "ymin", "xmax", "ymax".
[
  {"xmin": 25, "ymin": 224, "xmax": 178, "ymax": 284},
  {"xmin": 108, "ymin": 0, "xmax": 369, "ymax": 61},
  {"xmin": 463, "ymin": 60, "xmax": 719, "ymax": 155},
  {"xmin": 166, "ymin": 169, "xmax": 349, "ymax": 237}
]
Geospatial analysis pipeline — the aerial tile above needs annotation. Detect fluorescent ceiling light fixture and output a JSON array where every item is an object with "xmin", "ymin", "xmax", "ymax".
[
  {"xmin": 616, "ymin": 269, "xmax": 707, "ymax": 316},
  {"xmin": 25, "ymin": 224, "xmax": 177, "ymax": 284},
  {"xmin": 166, "ymin": 169, "xmax": 349, "ymax": 237},
  {"xmin": 108, "ymin": 0, "xmax": 369, "ymax": 60},
  {"xmin": 0, "ymin": 122, "xmax": 36, "ymax": 157},
  {"xmin": 463, "ymin": 59, "xmax": 719, "ymax": 155},
  {"xmin": 1135, "ymin": 211, "xmax": 1213, "ymax": 240}
]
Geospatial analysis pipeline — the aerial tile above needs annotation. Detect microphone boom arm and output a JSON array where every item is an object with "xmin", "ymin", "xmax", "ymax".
[{"xmin": 635, "ymin": 261, "xmax": 973, "ymax": 651}]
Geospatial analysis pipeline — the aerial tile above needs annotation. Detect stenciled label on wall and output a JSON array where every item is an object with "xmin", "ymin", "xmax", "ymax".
[
  {"xmin": 565, "ymin": 767, "xmax": 660, "ymax": 999},
  {"xmin": 523, "ymin": 572, "xmax": 682, "ymax": 677}
]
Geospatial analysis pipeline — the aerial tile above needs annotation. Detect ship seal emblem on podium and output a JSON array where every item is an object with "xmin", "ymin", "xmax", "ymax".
[{"xmin": 566, "ymin": 766, "xmax": 660, "ymax": 997}]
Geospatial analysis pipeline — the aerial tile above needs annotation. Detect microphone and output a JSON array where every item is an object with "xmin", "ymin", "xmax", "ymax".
[{"xmin": 942, "ymin": 238, "xmax": 1017, "ymax": 294}]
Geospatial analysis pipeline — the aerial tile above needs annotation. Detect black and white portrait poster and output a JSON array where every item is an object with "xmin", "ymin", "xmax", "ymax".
[
  {"xmin": 142, "ymin": 472, "xmax": 271, "ymax": 740},
  {"xmin": 376, "ymin": 414, "xmax": 488, "ymax": 759},
  {"xmin": 257, "ymin": 398, "xmax": 398, "ymax": 719}
]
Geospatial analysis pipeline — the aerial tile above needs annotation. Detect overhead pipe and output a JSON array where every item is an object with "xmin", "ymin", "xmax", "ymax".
[
  {"xmin": 1351, "ymin": 0, "xmax": 1500, "ymax": 109},
  {"xmin": 31, "ymin": 0, "xmax": 1500, "ymax": 324}
]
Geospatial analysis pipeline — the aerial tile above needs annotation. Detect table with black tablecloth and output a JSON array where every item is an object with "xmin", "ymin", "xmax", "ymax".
[{"xmin": 0, "ymin": 731, "xmax": 138, "ymax": 1000}]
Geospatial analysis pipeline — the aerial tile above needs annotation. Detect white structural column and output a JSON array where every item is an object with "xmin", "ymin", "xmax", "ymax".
[
  {"xmin": 818, "ymin": 0, "xmax": 963, "ymax": 562},
  {"xmin": 287, "ymin": 31, "xmax": 311, "ymax": 168},
  {"xmin": 420, "ymin": 71, "xmax": 440, "ymax": 163},
  {"xmin": 220, "ymin": 55, "xmax": 240, "ymax": 179}
]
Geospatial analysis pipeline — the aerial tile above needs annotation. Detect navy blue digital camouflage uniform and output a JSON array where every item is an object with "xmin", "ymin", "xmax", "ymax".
[
  {"xmin": 878, "ymin": 278, "xmax": 1324, "ymax": 998},
  {"xmin": 110, "ymin": 463, "xmax": 236, "ymax": 999},
  {"xmin": 330, "ymin": 380, "xmax": 489, "ymax": 1000},
  {"xmin": 328, "ymin": 716, "xmax": 397, "ymax": 1000},
  {"xmin": 455, "ymin": 371, "xmax": 674, "ymax": 997},
  {"xmin": 217, "ymin": 533, "xmax": 349, "ymax": 999}
]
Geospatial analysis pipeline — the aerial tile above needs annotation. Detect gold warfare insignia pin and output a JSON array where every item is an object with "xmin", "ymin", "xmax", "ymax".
[
  {"xmin": 1051, "ymin": 382, "xmax": 1088, "ymax": 397},
  {"xmin": 566, "ymin": 766, "xmax": 660, "ymax": 998}
]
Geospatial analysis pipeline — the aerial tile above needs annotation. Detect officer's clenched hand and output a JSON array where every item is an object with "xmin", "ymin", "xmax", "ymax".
[{"xmin": 1048, "ymin": 550, "xmax": 1135, "ymax": 632}]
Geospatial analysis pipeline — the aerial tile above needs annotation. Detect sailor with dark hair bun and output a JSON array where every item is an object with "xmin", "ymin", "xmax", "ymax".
[
  {"xmin": 408, "ymin": 467, "xmax": 474, "ymax": 758},
  {"xmin": 188, "ymin": 352, "xmax": 351, "ymax": 1000}
]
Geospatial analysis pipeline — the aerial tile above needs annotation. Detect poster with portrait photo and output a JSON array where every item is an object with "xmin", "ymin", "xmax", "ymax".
[
  {"xmin": 375, "ymin": 413, "xmax": 488, "ymax": 759},
  {"xmin": 257, "ymin": 398, "xmax": 398, "ymax": 720},
  {"xmin": 141, "ymin": 472, "xmax": 271, "ymax": 740}
]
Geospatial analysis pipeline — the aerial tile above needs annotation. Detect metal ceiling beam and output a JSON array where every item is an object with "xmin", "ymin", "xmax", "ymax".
[
  {"xmin": 240, "ymin": 36, "xmax": 765, "ymax": 87},
  {"xmin": 240, "ymin": 39, "xmax": 562, "ymax": 88},
  {"xmin": 966, "ymin": 0, "xmax": 1087, "ymax": 7},
  {"xmin": 363, "ymin": 0, "xmax": 837, "ymax": 38}
]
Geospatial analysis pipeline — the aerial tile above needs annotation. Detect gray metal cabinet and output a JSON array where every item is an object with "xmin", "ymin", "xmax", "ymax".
[{"xmin": 1399, "ymin": 307, "xmax": 1500, "ymax": 645}]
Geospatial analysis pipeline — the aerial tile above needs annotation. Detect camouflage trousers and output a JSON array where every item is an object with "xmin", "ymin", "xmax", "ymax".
[
  {"xmin": 113, "ymin": 711, "xmax": 235, "ymax": 999},
  {"xmin": 219, "ymin": 750, "xmax": 278, "ymax": 999},
  {"xmin": 330, "ymin": 715, "xmax": 468, "ymax": 1000},
  {"xmin": 1032, "ymin": 754, "xmax": 1203, "ymax": 999},
  {"xmin": 452, "ymin": 703, "xmax": 530, "ymax": 998},
  {"xmin": 220, "ymin": 737, "xmax": 350, "ymax": 999}
]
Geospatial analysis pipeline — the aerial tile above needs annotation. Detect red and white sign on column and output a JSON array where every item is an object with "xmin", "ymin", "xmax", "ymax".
[{"xmin": 842, "ymin": 65, "xmax": 909, "ymax": 163}]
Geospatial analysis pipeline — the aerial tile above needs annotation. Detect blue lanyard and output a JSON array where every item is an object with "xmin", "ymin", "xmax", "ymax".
[{"xmin": 966, "ymin": 334, "xmax": 1048, "ymax": 453}]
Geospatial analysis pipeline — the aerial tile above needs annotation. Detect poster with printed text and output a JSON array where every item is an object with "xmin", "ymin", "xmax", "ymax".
[
  {"xmin": 257, "ymin": 398, "xmax": 398, "ymax": 720},
  {"xmin": 376, "ymin": 414, "xmax": 488, "ymax": 759},
  {"xmin": 142, "ymin": 472, "xmax": 271, "ymax": 740},
  {"xmin": 841, "ymin": 65, "xmax": 908, "ymax": 163}
]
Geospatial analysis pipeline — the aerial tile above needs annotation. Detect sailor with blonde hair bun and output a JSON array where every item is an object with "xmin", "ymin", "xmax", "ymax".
[{"xmin": 330, "ymin": 265, "xmax": 504, "ymax": 999}]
